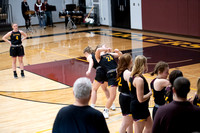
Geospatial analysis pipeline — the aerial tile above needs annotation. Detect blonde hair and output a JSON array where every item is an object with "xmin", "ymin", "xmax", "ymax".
[
  {"xmin": 197, "ymin": 78, "xmax": 200, "ymax": 97},
  {"xmin": 131, "ymin": 55, "xmax": 147, "ymax": 77}
]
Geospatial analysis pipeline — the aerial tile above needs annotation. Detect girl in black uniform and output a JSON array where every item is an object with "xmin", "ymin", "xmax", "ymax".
[
  {"xmin": 165, "ymin": 70, "xmax": 183, "ymax": 104},
  {"xmin": 2, "ymin": 23, "xmax": 27, "ymax": 78},
  {"xmin": 193, "ymin": 78, "xmax": 200, "ymax": 107},
  {"xmin": 96, "ymin": 46, "xmax": 122, "ymax": 119},
  {"xmin": 150, "ymin": 61, "xmax": 170, "ymax": 119},
  {"xmin": 129, "ymin": 55, "xmax": 152, "ymax": 133},
  {"xmin": 21, "ymin": 0, "xmax": 30, "ymax": 30},
  {"xmin": 83, "ymin": 46, "xmax": 110, "ymax": 108},
  {"xmin": 116, "ymin": 53, "xmax": 133, "ymax": 133}
]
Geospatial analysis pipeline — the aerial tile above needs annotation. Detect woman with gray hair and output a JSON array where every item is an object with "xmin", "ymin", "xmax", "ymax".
[{"xmin": 53, "ymin": 77, "xmax": 109, "ymax": 133}]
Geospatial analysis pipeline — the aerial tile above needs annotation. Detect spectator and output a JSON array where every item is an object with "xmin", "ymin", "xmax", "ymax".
[
  {"xmin": 152, "ymin": 77, "xmax": 200, "ymax": 133},
  {"xmin": 44, "ymin": 0, "xmax": 55, "ymax": 27},
  {"xmin": 34, "ymin": 0, "xmax": 46, "ymax": 29},
  {"xmin": 52, "ymin": 77, "xmax": 109, "ymax": 133}
]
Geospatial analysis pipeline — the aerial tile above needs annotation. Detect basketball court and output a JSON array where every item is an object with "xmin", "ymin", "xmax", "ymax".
[{"xmin": 0, "ymin": 23, "xmax": 200, "ymax": 133}]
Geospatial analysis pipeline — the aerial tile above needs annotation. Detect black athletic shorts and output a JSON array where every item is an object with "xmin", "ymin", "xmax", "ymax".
[
  {"xmin": 130, "ymin": 100, "xmax": 150, "ymax": 120},
  {"xmin": 119, "ymin": 93, "xmax": 131, "ymax": 115},
  {"xmin": 95, "ymin": 67, "xmax": 107, "ymax": 83},
  {"xmin": 107, "ymin": 71, "xmax": 118, "ymax": 86},
  {"xmin": 10, "ymin": 45, "xmax": 25, "ymax": 57}
]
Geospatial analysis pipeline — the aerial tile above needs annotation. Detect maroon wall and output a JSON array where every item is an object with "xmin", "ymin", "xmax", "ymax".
[{"xmin": 142, "ymin": 0, "xmax": 200, "ymax": 37}]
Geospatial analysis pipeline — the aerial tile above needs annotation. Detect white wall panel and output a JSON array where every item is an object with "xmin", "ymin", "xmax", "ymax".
[{"xmin": 130, "ymin": 0, "xmax": 142, "ymax": 30}]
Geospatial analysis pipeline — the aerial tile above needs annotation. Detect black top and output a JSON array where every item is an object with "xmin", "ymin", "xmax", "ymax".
[
  {"xmin": 165, "ymin": 86, "xmax": 173, "ymax": 104},
  {"xmin": 10, "ymin": 31, "xmax": 22, "ymax": 45},
  {"xmin": 118, "ymin": 71, "xmax": 130, "ymax": 94},
  {"xmin": 92, "ymin": 54, "xmax": 100, "ymax": 69},
  {"xmin": 44, "ymin": 3, "xmax": 50, "ymax": 11},
  {"xmin": 53, "ymin": 105, "xmax": 109, "ymax": 133},
  {"xmin": 193, "ymin": 94, "xmax": 200, "ymax": 107},
  {"xmin": 153, "ymin": 101, "xmax": 200, "ymax": 133},
  {"xmin": 21, "ymin": 1, "xmax": 30, "ymax": 16},
  {"xmin": 129, "ymin": 75, "xmax": 150, "ymax": 107},
  {"xmin": 150, "ymin": 78, "xmax": 166, "ymax": 105},
  {"xmin": 99, "ymin": 53, "xmax": 117, "ymax": 72}
]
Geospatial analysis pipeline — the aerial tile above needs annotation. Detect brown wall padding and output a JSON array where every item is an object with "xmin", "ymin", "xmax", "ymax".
[{"xmin": 142, "ymin": 0, "xmax": 200, "ymax": 37}]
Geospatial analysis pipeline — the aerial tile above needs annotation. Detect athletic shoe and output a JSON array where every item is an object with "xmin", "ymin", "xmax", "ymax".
[
  {"xmin": 110, "ymin": 103, "xmax": 116, "ymax": 111},
  {"xmin": 21, "ymin": 72, "xmax": 25, "ymax": 78},
  {"xmin": 103, "ymin": 109, "xmax": 109, "ymax": 119},
  {"xmin": 14, "ymin": 73, "xmax": 18, "ymax": 79}
]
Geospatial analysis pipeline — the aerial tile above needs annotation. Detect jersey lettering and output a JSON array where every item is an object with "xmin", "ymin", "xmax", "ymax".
[
  {"xmin": 106, "ymin": 55, "xmax": 114, "ymax": 62},
  {"xmin": 118, "ymin": 77, "xmax": 122, "ymax": 86}
]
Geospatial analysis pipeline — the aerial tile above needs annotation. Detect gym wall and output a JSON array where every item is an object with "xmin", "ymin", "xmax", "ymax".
[
  {"xmin": 142, "ymin": 0, "xmax": 200, "ymax": 37},
  {"xmin": 9, "ymin": 0, "xmax": 65, "ymax": 26}
]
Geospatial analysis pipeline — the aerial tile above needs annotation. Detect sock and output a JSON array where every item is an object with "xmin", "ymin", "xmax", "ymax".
[
  {"xmin": 104, "ymin": 108, "xmax": 109, "ymax": 112},
  {"xmin": 13, "ymin": 71, "xmax": 17, "ymax": 75},
  {"xmin": 21, "ymin": 70, "xmax": 24, "ymax": 74}
]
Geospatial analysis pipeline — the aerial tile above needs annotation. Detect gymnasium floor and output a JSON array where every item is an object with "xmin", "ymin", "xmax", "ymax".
[{"xmin": 0, "ymin": 23, "xmax": 199, "ymax": 133}]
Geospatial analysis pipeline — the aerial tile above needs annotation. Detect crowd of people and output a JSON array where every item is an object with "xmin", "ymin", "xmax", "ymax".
[
  {"xmin": 21, "ymin": 0, "xmax": 55, "ymax": 30},
  {"xmin": 52, "ymin": 44, "xmax": 200, "ymax": 133}
]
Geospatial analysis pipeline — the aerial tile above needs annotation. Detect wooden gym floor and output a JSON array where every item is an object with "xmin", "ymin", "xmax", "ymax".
[{"xmin": 0, "ymin": 23, "xmax": 200, "ymax": 133}]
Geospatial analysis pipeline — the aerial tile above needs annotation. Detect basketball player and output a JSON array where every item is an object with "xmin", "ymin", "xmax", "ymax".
[
  {"xmin": 193, "ymin": 78, "xmax": 200, "ymax": 107},
  {"xmin": 150, "ymin": 61, "xmax": 170, "ymax": 119},
  {"xmin": 129, "ymin": 55, "xmax": 152, "ymax": 133},
  {"xmin": 2, "ymin": 23, "xmax": 27, "ymax": 78},
  {"xmin": 95, "ymin": 45, "xmax": 122, "ymax": 119},
  {"xmin": 116, "ymin": 53, "xmax": 133, "ymax": 133},
  {"xmin": 83, "ymin": 45, "xmax": 110, "ymax": 108},
  {"xmin": 165, "ymin": 70, "xmax": 183, "ymax": 104}
]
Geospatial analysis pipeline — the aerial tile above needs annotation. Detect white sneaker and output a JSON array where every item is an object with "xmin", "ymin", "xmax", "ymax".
[
  {"xmin": 103, "ymin": 109, "xmax": 109, "ymax": 119},
  {"xmin": 90, "ymin": 104, "xmax": 95, "ymax": 108},
  {"xmin": 110, "ymin": 103, "xmax": 116, "ymax": 111}
]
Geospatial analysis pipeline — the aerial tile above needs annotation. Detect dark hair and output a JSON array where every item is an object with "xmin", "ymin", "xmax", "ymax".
[
  {"xmin": 173, "ymin": 77, "xmax": 190, "ymax": 98},
  {"xmin": 36, "ymin": 0, "xmax": 41, "ymax": 4},
  {"xmin": 116, "ymin": 53, "xmax": 132, "ymax": 79},
  {"xmin": 169, "ymin": 70, "xmax": 183, "ymax": 86},
  {"xmin": 151, "ymin": 61, "xmax": 169, "ymax": 76}
]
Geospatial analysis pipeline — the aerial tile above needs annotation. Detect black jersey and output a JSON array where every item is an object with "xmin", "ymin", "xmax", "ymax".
[
  {"xmin": 193, "ymin": 94, "xmax": 200, "ymax": 107},
  {"xmin": 129, "ymin": 75, "xmax": 150, "ymax": 104},
  {"xmin": 91, "ymin": 54, "xmax": 100, "ymax": 69},
  {"xmin": 99, "ymin": 53, "xmax": 117, "ymax": 72},
  {"xmin": 11, "ymin": 31, "xmax": 22, "ymax": 45},
  {"xmin": 150, "ymin": 78, "xmax": 166, "ymax": 105},
  {"xmin": 129, "ymin": 75, "xmax": 150, "ymax": 119},
  {"xmin": 118, "ymin": 71, "xmax": 130, "ymax": 94}
]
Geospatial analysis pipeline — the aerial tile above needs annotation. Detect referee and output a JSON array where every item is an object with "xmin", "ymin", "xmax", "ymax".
[{"xmin": 2, "ymin": 23, "xmax": 27, "ymax": 78}]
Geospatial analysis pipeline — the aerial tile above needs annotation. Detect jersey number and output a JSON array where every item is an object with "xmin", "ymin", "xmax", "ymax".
[
  {"xmin": 118, "ymin": 77, "xmax": 122, "ymax": 86},
  {"xmin": 16, "ymin": 36, "xmax": 19, "ymax": 40},
  {"xmin": 106, "ymin": 55, "xmax": 114, "ymax": 62}
]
